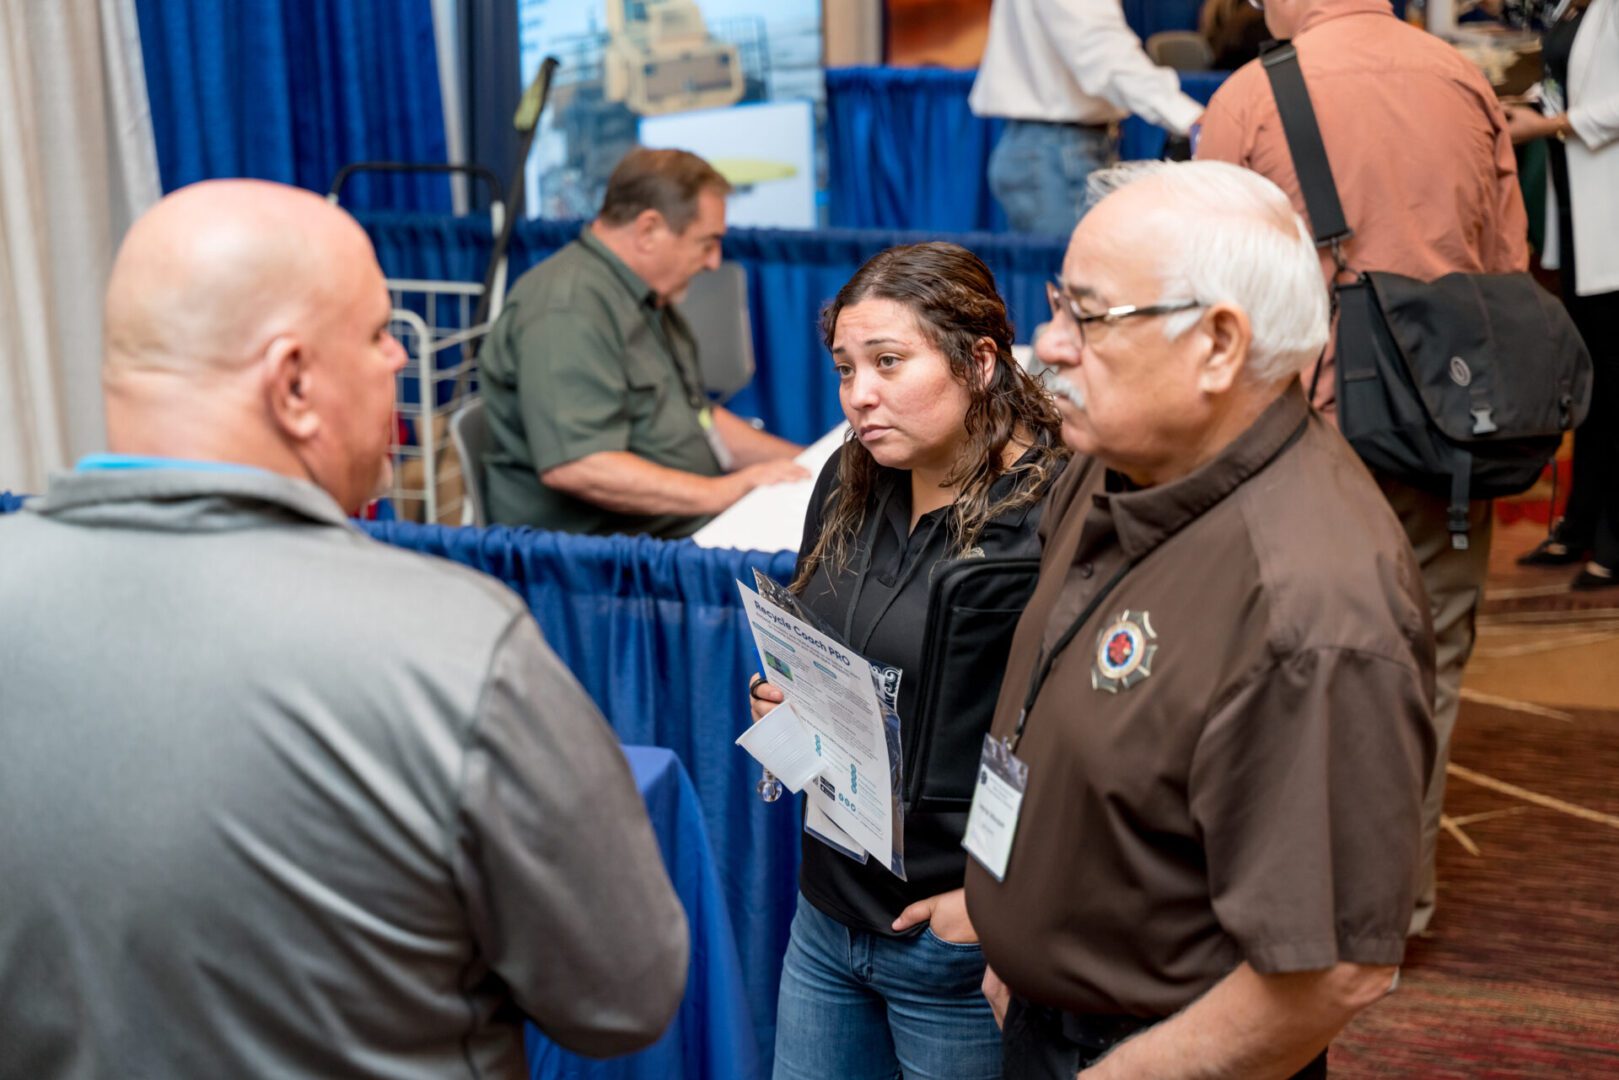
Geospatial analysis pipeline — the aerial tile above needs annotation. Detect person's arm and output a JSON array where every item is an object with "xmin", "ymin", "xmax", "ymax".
[
  {"xmin": 541, "ymin": 451, "xmax": 805, "ymax": 518},
  {"xmin": 1150, "ymin": 642, "xmax": 1432, "ymax": 1079},
  {"xmin": 1037, "ymin": 0, "xmax": 1205, "ymax": 135},
  {"xmin": 453, "ymin": 614, "xmax": 688, "ymax": 1056},
  {"xmin": 1486, "ymin": 101, "xmax": 1532, "ymax": 273},
  {"xmin": 1080, "ymin": 962, "xmax": 1395, "ymax": 1079},
  {"xmin": 710, "ymin": 405, "xmax": 805, "ymax": 467}
]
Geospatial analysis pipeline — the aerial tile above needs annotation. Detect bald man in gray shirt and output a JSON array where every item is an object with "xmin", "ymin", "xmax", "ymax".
[{"xmin": 0, "ymin": 180, "xmax": 687, "ymax": 1079}]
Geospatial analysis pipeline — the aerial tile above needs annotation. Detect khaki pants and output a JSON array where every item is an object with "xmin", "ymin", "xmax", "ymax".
[{"xmin": 1377, "ymin": 476, "xmax": 1492, "ymax": 936}]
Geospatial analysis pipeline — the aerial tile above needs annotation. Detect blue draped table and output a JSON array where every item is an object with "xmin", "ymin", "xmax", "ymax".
[
  {"xmin": 359, "ymin": 521, "xmax": 801, "ymax": 1067},
  {"xmin": 825, "ymin": 66, "xmax": 1232, "ymax": 233},
  {"xmin": 527, "ymin": 745, "xmax": 759, "ymax": 1080}
]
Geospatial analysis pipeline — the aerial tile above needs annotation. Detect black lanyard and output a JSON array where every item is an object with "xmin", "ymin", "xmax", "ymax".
[
  {"xmin": 579, "ymin": 238, "xmax": 705, "ymax": 412},
  {"xmin": 839, "ymin": 483, "xmax": 948, "ymax": 655},
  {"xmin": 641, "ymin": 303, "xmax": 706, "ymax": 412},
  {"xmin": 1007, "ymin": 415, "xmax": 1310, "ymax": 753},
  {"xmin": 1007, "ymin": 558, "xmax": 1138, "ymax": 754}
]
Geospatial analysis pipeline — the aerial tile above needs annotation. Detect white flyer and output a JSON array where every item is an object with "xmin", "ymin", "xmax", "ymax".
[
  {"xmin": 738, "ymin": 580, "xmax": 895, "ymax": 868},
  {"xmin": 734, "ymin": 701, "xmax": 825, "ymax": 794}
]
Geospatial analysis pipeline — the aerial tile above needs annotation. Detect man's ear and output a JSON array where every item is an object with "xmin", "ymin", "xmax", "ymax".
[
  {"xmin": 264, "ymin": 335, "xmax": 319, "ymax": 441},
  {"xmin": 1197, "ymin": 303, "xmax": 1252, "ymax": 396}
]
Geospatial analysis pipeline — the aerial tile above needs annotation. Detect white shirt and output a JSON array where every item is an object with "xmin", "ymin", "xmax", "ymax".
[
  {"xmin": 1543, "ymin": 0, "xmax": 1619, "ymax": 296},
  {"xmin": 968, "ymin": 0, "xmax": 1206, "ymax": 134}
]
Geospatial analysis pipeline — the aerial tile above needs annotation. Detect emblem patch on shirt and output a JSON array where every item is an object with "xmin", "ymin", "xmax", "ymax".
[{"xmin": 1092, "ymin": 610, "xmax": 1158, "ymax": 693}]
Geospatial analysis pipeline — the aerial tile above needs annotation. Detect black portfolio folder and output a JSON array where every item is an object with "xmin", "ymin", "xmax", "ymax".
[{"xmin": 902, "ymin": 557, "xmax": 1042, "ymax": 813}]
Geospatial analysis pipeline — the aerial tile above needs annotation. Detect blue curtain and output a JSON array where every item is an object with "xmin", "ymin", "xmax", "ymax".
[
  {"xmin": 135, "ymin": 0, "xmax": 451, "ymax": 211},
  {"xmin": 827, "ymin": 67, "xmax": 1230, "ymax": 234},
  {"xmin": 826, "ymin": 67, "xmax": 1007, "ymax": 233},
  {"xmin": 360, "ymin": 520, "xmax": 799, "ymax": 1065},
  {"xmin": 1121, "ymin": 0, "xmax": 1205, "ymax": 38},
  {"xmin": 358, "ymin": 213, "xmax": 1068, "ymax": 447}
]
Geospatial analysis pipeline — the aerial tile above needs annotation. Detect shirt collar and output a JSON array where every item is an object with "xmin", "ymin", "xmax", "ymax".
[
  {"xmin": 577, "ymin": 225, "xmax": 659, "ymax": 308},
  {"xmin": 1298, "ymin": 0, "xmax": 1397, "ymax": 36},
  {"xmin": 35, "ymin": 467, "xmax": 355, "ymax": 532},
  {"xmin": 1099, "ymin": 381, "xmax": 1311, "ymax": 561},
  {"xmin": 872, "ymin": 441, "xmax": 1049, "ymax": 539},
  {"xmin": 76, "ymin": 453, "xmax": 270, "ymax": 475}
]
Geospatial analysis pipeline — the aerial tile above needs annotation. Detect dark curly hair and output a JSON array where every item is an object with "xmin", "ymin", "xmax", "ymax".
[{"xmin": 792, "ymin": 242, "xmax": 1068, "ymax": 593}]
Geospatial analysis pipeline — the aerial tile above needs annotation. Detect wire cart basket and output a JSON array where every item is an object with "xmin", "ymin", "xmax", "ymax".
[{"xmin": 328, "ymin": 162, "xmax": 508, "ymax": 525}]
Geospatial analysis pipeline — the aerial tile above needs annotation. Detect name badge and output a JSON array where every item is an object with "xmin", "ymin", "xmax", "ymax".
[{"xmin": 962, "ymin": 734, "xmax": 1028, "ymax": 882}]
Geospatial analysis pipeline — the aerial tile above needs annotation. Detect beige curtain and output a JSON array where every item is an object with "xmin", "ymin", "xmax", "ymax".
[{"xmin": 0, "ymin": 0, "xmax": 161, "ymax": 493}]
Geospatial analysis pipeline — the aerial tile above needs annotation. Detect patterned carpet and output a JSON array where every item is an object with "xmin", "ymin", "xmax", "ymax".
[{"xmin": 1330, "ymin": 519, "xmax": 1619, "ymax": 1077}]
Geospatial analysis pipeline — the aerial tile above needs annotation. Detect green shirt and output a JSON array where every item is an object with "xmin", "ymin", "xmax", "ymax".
[{"xmin": 480, "ymin": 228, "xmax": 722, "ymax": 538}]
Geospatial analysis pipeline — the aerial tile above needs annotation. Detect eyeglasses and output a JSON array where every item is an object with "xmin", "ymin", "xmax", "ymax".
[
  {"xmin": 1045, "ymin": 279, "xmax": 1204, "ymax": 349},
  {"xmin": 1246, "ymin": 0, "xmax": 1263, "ymax": 10}
]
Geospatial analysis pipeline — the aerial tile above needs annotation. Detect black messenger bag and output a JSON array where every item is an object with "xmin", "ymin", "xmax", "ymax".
[
  {"xmin": 902, "ymin": 557, "xmax": 1040, "ymax": 813},
  {"xmin": 1261, "ymin": 43, "xmax": 1592, "ymax": 549}
]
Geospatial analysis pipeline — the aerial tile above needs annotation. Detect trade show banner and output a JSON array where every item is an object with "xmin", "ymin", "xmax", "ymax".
[{"xmin": 517, "ymin": 0, "xmax": 826, "ymax": 229}]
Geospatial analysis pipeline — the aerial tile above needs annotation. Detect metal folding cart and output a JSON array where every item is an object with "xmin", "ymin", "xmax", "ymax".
[{"xmin": 328, "ymin": 162, "xmax": 507, "ymax": 526}]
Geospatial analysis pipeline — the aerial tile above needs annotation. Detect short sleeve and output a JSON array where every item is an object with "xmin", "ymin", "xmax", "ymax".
[
  {"xmin": 1188, "ymin": 646, "xmax": 1435, "ymax": 973},
  {"xmin": 453, "ymin": 614, "xmax": 689, "ymax": 1056},
  {"xmin": 507, "ymin": 297, "xmax": 635, "ymax": 472},
  {"xmin": 1192, "ymin": 70, "xmax": 1255, "ymax": 166}
]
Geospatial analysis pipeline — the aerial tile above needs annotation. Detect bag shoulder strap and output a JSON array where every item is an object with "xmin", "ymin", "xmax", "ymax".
[{"xmin": 1259, "ymin": 42, "xmax": 1353, "ymax": 250}]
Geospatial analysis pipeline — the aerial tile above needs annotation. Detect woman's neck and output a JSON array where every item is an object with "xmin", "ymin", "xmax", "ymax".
[{"xmin": 906, "ymin": 432, "xmax": 1034, "ymax": 531}]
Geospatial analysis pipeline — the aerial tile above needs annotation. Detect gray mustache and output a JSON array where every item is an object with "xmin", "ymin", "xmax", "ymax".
[{"xmin": 1041, "ymin": 369, "xmax": 1086, "ymax": 411}]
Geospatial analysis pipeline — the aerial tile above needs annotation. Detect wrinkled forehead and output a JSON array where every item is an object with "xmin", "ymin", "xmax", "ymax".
[{"xmin": 1060, "ymin": 199, "xmax": 1169, "ymax": 303}]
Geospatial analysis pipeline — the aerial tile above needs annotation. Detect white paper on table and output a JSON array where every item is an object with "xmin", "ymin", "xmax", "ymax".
[
  {"xmin": 737, "ymin": 580, "xmax": 894, "ymax": 866},
  {"xmin": 734, "ymin": 701, "xmax": 826, "ymax": 793},
  {"xmin": 692, "ymin": 423, "xmax": 848, "ymax": 552}
]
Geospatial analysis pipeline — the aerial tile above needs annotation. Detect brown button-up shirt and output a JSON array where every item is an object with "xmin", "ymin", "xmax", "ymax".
[
  {"xmin": 1196, "ymin": 0, "xmax": 1528, "ymax": 413},
  {"xmin": 964, "ymin": 384, "xmax": 1437, "ymax": 1018}
]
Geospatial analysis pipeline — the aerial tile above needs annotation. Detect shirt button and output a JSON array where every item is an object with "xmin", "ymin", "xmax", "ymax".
[{"xmin": 1078, "ymin": 563, "xmax": 1095, "ymax": 579}]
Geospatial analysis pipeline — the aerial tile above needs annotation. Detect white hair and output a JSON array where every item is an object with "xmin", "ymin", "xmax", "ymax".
[{"xmin": 1083, "ymin": 160, "xmax": 1330, "ymax": 385}]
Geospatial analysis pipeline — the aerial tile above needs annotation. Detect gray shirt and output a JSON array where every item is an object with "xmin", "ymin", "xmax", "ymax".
[{"xmin": 0, "ymin": 468, "xmax": 688, "ymax": 1078}]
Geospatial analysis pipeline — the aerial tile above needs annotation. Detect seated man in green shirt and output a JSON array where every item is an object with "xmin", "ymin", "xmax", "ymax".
[{"xmin": 481, "ymin": 147, "xmax": 807, "ymax": 538}]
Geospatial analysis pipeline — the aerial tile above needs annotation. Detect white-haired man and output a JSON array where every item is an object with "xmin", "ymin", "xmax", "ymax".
[
  {"xmin": 963, "ymin": 161, "xmax": 1436, "ymax": 1077},
  {"xmin": 0, "ymin": 180, "xmax": 687, "ymax": 1077}
]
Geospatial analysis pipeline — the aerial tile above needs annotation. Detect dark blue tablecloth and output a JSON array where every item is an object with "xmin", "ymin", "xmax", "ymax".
[
  {"xmin": 527, "ymin": 745, "xmax": 759, "ymax": 1080},
  {"xmin": 359, "ymin": 521, "xmax": 801, "ymax": 1068}
]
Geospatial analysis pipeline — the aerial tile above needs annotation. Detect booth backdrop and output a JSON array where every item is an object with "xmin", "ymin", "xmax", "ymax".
[
  {"xmin": 360, "ymin": 213, "xmax": 1068, "ymax": 447},
  {"xmin": 825, "ymin": 66, "xmax": 1230, "ymax": 233},
  {"xmin": 135, "ymin": 0, "xmax": 451, "ymax": 211}
]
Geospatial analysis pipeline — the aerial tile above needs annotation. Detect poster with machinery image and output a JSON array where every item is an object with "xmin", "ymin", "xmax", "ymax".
[{"xmin": 518, "ymin": 0, "xmax": 825, "ymax": 229}]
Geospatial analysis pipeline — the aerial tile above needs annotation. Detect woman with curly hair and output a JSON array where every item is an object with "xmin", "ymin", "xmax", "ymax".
[{"xmin": 749, "ymin": 242, "xmax": 1068, "ymax": 1079}]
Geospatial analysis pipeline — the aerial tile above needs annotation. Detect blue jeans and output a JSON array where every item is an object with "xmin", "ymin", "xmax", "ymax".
[
  {"xmin": 986, "ymin": 120, "xmax": 1117, "ymax": 236},
  {"xmin": 773, "ymin": 895, "xmax": 1001, "ymax": 1080}
]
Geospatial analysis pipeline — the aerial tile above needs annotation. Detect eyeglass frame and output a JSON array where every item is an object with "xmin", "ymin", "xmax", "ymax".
[{"xmin": 1045, "ymin": 278, "xmax": 1205, "ymax": 349}]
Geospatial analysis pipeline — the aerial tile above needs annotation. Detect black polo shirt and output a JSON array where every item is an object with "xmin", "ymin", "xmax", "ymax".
[{"xmin": 794, "ymin": 443, "xmax": 1049, "ymax": 936}]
